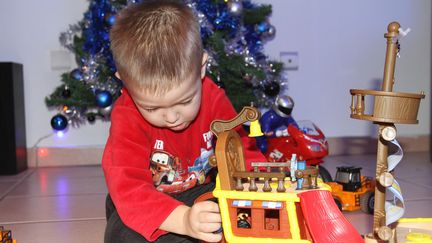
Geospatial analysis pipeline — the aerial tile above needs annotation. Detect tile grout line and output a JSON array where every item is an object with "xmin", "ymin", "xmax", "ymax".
[
  {"xmin": 4, "ymin": 192, "xmax": 108, "ymax": 199},
  {"xmin": 396, "ymin": 177, "xmax": 432, "ymax": 190},
  {"xmin": 0, "ymin": 168, "xmax": 37, "ymax": 201},
  {"xmin": 0, "ymin": 217, "xmax": 106, "ymax": 226},
  {"xmin": 404, "ymin": 198, "xmax": 432, "ymax": 201}
]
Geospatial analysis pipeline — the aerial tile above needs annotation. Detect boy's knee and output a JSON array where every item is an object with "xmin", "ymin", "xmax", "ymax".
[
  {"xmin": 105, "ymin": 194, "xmax": 116, "ymax": 220},
  {"xmin": 105, "ymin": 211, "xmax": 149, "ymax": 243}
]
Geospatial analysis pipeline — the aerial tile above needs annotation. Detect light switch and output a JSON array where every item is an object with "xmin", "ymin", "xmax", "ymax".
[{"xmin": 280, "ymin": 51, "xmax": 299, "ymax": 70}]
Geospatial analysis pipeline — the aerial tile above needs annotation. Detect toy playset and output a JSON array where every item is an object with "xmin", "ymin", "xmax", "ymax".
[{"xmin": 199, "ymin": 106, "xmax": 364, "ymax": 243}]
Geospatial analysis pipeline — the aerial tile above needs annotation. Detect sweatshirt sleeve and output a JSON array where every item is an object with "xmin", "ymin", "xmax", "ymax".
[
  {"xmin": 102, "ymin": 96, "xmax": 182, "ymax": 241},
  {"xmin": 205, "ymin": 79, "xmax": 267, "ymax": 170}
]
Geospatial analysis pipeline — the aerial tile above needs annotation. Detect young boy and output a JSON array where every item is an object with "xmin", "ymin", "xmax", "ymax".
[{"xmin": 103, "ymin": 1, "xmax": 265, "ymax": 242}]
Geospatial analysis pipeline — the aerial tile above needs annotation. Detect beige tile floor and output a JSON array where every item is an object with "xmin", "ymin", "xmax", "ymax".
[{"xmin": 0, "ymin": 152, "xmax": 431, "ymax": 243}]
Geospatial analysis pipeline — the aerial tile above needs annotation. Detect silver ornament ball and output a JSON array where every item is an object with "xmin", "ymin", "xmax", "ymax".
[
  {"xmin": 99, "ymin": 105, "xmax": 113, "ymax": 116},
  {"xmin": 227, "ymin": 1, "xmax": 243, "ymax": 16},
  {"xmin": 265, "ymin": 25, "xmax": 276, "ymax": 38}
]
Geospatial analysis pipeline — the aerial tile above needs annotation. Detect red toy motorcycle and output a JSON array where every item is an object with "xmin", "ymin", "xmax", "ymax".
[{"xmin": 264, "ymin": 120, "xmax": 332, "ymax": 182}]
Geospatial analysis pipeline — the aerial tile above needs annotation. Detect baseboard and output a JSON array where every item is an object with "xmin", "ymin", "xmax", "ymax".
[
  {"xmin": 26, "ymin": 135, "xmax": 430, "ymax": 167},
  {"xmin": 27, "ymin": 145, "xmax": 105, "ymax": 167},
  {"xmin": 327, "ymin": 135, "xmax": 430, "ymax": 156}
]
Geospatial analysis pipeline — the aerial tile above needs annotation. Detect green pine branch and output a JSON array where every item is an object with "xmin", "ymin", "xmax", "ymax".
[
  {"xmin": 243, "ymin": 5, "xmax": 272, "ymax": 25},
  {"xmin": 45, "ymin": 73, "xmax": 96, "ymax": 107},
  {"xmin": 205, "ymin": 30, "xmax": 270, "ymax": 110}
]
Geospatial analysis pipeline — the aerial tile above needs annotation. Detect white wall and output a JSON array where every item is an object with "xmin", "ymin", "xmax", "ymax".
[
  {"xmin": 0, "ymin": 0, "xmax": 110, "ymax": 148},
  {"xmin": 255, "ymin": 0, "xmax": 431, "ymax": 138},
  {"xmin": 0, "ymin": 0, "xmax": 430, "ymax": 149}
]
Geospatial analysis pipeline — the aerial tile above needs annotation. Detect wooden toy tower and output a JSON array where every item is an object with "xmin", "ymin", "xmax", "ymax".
[{"xmin": 349, "ymin": 22, "xmax": 425, "ymax": 242}]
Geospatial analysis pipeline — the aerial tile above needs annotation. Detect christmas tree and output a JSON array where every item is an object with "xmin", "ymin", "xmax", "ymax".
[{"xmin": 46, "ymin": 0, "xmax": 287, "ymax": 131}]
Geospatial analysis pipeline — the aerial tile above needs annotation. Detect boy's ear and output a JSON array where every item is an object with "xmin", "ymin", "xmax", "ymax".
[
  {"xmin": 200, "ymin": 52, "xmax": 208, "ymax": 79},
  {"xmin": 114, "ymin": 72, "xmax": 121, "ymax": 80}
]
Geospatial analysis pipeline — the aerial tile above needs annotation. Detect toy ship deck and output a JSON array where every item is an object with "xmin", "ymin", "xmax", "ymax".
[
  {"xmin": 210, "ymin": 107, "xmax": 364, "ymax": 243},
  {"xmin": 213, "ymin": 176, "xmax": 330, "ymax": 243}
]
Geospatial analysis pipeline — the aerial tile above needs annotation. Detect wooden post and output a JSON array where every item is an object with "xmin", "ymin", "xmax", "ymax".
[
  {"xmin": 372, "ymin": 135, "xmax": 391, "ymax": 240},
  {"xmin": 370, "ymin": 21, "xmax": 400, "ymax": 241},
  {"xmin": 382, "ymin": 22, "xmax": 399, "ymax": 92},
  {"xmin": 352, "ymin": 21, "xmax": 425, "ymax": 242}
]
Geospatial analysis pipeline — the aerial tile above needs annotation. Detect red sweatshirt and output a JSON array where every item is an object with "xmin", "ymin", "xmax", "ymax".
[{"xmin": 102, "ymin": 76, "xmax": 265, "ymax": 241}]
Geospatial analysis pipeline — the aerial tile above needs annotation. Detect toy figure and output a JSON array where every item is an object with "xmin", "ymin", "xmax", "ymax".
[
  {"xmin": 256, "ymin": 95, "xmax": 298, "ymax": 153},
  {"xmin": 290, "ymin": 154, "xmax": 297, "ymax": 181},
  {"xmin": 294, "ymin": 162, "xmax": 319, "ymax": 190},
  {"xmin": 295, "ymin": 160, "xmax": 306, "ymax": 190},
  {"xmin": 237, "ymin": 210, "xmax": 251, "ymax": 229}
]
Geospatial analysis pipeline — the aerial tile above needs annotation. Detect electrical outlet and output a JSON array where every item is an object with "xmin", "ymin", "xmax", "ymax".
[{"xmin": 280, "ymin": 51, "xmax": 299, "ymax": 70}]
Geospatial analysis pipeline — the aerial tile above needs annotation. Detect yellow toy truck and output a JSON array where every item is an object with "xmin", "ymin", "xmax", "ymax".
[{"xmin": 326, "ymin": 166, "xmax": 375, "ymax": 214}]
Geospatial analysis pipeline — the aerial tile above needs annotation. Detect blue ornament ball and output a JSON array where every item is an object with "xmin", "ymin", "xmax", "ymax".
[
  {"xmin": 96, "ymin": 91, "xmax": 113, "ymax": 108},
  {"xmin": 70, "ymin": 69, "xmax": 83, "ymax": 81},
  {"xmin": 105, "ymin": 14, "xmax": 116, "ymax": 26},
  {"xmin": 214, "ymin": 17, "xmax": 223, "ymax": 29},
  {"xmin": 51, "ymin": 114, "xmax": 68, "ymax": 131},
  {"xmin": 255, "ymin": 22, "xmax": 270, "ymax": 34}
]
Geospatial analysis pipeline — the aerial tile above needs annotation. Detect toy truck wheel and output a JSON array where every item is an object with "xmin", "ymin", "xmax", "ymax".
[
  {"xmin": 334, "ymin": 198, "xmax": 342, "ymax": 211},
  {"xmin": 360, "ymin": 191, "xmax": 374, "ymax": 214},
  {"xmin": 318, "ymin": 165, "xmax": 332, "ymax": 182}
]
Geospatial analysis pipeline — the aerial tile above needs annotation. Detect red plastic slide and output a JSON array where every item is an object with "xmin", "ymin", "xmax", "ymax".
[{"xmin": 298, "ymin": 190, "xmax": 364, "ymax": 243}]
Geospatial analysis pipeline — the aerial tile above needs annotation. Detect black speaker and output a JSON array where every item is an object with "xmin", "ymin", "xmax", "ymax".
[{"xmin": 0, "ymin": 62, "xmax": 27, "ymax": 175}]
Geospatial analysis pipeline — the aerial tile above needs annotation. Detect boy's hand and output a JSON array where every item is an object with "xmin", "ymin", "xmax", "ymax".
[
  {"xmin": 184, "ymin": 201, "xmax": 222, "ymax": 242},
  {"xmin": 160, "ymin": 201, "xmax": 222, "ymax": 242}
]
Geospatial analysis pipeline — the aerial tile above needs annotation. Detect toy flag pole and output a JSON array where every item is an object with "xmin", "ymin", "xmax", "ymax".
[
  {"xmin": 349, "ymin": 21, "xmax": 425, "ymax": 242},
  {"xmin": 372, "ymin": 22, "xmax": 401, "ymax": 240}
]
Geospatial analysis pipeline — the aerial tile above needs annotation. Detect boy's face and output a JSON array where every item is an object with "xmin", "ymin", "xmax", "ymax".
[
  {"xmin": 131, "ymin": 76, "xmax": 202, "ymax": 131},
  {"xmin": 120, "ymin": 54, "xmax": 208, "ymax": 132}
]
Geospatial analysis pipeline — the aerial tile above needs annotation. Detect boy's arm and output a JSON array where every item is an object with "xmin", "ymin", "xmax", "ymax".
[
  {"xmin": 106, "ymin": 139, "xmax": 223, "ymax": 242},
  {"xmin": 103, "ymin": 139, "xmax": 183, "ymax": 241},
  {"xmin": 160, "ymin": 202, "xmax": 222, "ymax": 242},
  {"xmin": 103, "ymin": 101, "xmax": 183, "ymax": 241}
]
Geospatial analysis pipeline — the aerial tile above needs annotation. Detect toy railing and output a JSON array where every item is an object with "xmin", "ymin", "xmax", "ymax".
[
  {"xmin": 211, "ymin": 106, "xmax": 260, "ymax": 137},
  {"xmin": 350, "ymin": 89, "xmax": 425, "ymax": 124},
  {"xmin": 232, "ymin": 162, "xmax": 289, "ymax": 192}
]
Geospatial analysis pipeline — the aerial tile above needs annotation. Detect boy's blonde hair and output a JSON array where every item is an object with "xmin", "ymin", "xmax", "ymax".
[{"xmin": 110, "ymin": 0, "xmax": 203, "ymax": 95}]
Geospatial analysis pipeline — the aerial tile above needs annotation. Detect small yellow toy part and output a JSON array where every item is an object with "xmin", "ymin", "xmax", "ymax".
[
  {"xmin": 248, "ymin": 120, "xmax": 264, "ymax": 137},
  {"xmin": 395, "ymin": 218, "xmax": 432, "ymax": 243},
  {"xmin": 406, "ymin": 232, "xmax": 432, "ymax": 242}
]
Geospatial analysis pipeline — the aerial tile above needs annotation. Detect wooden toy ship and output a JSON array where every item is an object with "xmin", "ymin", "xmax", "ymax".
[
  {"xmin": 203, "ymin": 106, "xmax": 364, "ymax": 243},
  {"xmin": 349, "ymin": 22, "xmax": 429, "ymax": 242}
]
